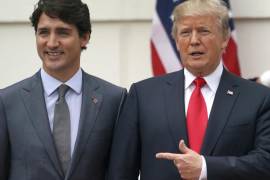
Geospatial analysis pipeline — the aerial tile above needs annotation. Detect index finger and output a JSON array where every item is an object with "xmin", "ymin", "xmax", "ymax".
[{"xmin": 156, "ymin": 152, "xmax": 180, "ymax": 160}]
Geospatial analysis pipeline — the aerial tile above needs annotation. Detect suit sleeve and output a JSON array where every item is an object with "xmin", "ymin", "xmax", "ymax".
[
  {"xmin": 0, "ymin": 95, "xmax": 10, "ymax": 180},
  {"xmin": 205, "ymin": 93, "xmax": 270, "ymax": 180},
  {"xmin": 108, "ymin": 84, "xmax": 140, "ymax": 180}
]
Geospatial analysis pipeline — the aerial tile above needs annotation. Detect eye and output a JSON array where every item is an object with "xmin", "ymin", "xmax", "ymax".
[
  {"xmin": 57, "ymin": 29, "xmax": 70, "ymax": 37},
  {"xmin": 199, "ymin": 29, "xmax": 210, "ymax": 35},
  {"xmin": 37, "ymin": 29, "xmax": 49, "ymax": 36},
  {"xmin": 179, "ymin": 30, "xmax": 191, "ymax": 37}
]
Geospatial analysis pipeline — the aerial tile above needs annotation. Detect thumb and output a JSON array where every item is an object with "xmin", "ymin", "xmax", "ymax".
[{"xmin": 178, "ymin": 139, "xmax": 190, "ymax": 154}]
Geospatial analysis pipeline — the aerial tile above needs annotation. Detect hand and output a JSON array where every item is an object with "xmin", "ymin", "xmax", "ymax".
[{"xmin": 156, "ymin": 140, "xmax": 202, "ymax": 180}]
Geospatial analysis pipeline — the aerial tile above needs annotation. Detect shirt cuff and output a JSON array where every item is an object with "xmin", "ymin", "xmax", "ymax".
[{"xmin": 199, "ymin": 155, "xmax": 207, "ymax": 180}]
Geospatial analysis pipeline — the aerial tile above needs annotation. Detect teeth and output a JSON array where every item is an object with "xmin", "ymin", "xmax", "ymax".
[{"xmin": 47, "ymin": 52, "xmax": 62, "ymax": 56}]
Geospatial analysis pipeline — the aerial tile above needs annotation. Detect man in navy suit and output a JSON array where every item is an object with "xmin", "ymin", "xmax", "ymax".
[
  {"xmin": 108, "ymin": 0, "xmax": 270, "ymax": 179},
  {"xmin": 0, "ymin": 0, "xmax": 126, "ymax": 179}
]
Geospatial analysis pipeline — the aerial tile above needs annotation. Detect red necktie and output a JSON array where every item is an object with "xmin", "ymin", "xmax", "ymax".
[{"xmin": 187, "ymin": 77, "xmax": 208, "ymax": 153}]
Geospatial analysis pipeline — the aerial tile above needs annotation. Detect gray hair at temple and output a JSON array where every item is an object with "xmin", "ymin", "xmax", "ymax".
[{"xmin": 171, "ymin": 0, "xmax": 230, "ymax": 39}]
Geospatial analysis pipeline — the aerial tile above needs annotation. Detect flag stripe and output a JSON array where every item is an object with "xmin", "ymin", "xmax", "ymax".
[
  {"xmin": 151, "ymin": 41, "xmax": 166, "ymax": 75},
  {"xmin": 224, "ymin": 1, "xmax": 241, "ymax": 75},
  {"xmin": 151, "ymin": 11, "xmax": 182, "ymax": 74},
  {"xmin": 156, "ymin": 0, "xmax": 179, "ymax": 57},
  {"xmin": 222, "ymin": 37, "xmax": 241, "ymax": 75}
]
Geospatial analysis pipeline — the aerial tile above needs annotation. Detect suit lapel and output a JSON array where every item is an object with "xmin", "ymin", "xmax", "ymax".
[
  {"xmin": 201, "ymin": 70, "xmax": 240, "ymax": 155},
  {"xmin": 20, "ymin": 72, "xmax": 64, "ymax": 177},
  {"xmin": 165, "ymin": 70, "xmax": 189, "ymax": 151},
  {"xmin": 67, "ymin": 72, "xmax": 103, "ymax": 178}
]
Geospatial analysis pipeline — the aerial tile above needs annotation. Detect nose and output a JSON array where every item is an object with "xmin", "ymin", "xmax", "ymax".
[
  {"xmin": 190, "ymin": 31, "xmax": 200, "ymax": 46},
  {"xmin": 47, "ymin": 34, "xmax": 59, "ymax": 49}
]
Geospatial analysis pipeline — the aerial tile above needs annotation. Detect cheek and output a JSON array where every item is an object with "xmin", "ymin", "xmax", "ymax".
[
  {"xmin": 176, "ymin": 40, "xmax": 188, "ymax": 52},
  {"xmin": 36, "ymin": 38, "xmax": 45, "ymax": 49},
  {"xmin": 203, "ymin": 40, "xmax": 219, "ymax": 53},
  {"xmin": 67, "ymin": 39, "xmax": 81, "ymax": 50},
  {"xmin": 36, "ymin": 43, "xmax": 42, "ymax": 54}
]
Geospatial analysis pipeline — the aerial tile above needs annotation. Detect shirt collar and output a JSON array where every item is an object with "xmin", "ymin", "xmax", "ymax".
[
  {"xmin": 41, "ymin": 68, "xmax": 82, "ymax": 96},
  {"xmin": 184, "ymin": 62, "xmax": 223, "ymax": 93}
]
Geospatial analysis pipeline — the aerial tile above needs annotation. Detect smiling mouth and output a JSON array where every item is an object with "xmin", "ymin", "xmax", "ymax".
[
  {"xmin": 46, "ymin": 51, "xmax": 64, "ymax": 56},
  {"xmin": 45, "ymin": 51, "xmax": 64, "ymax": 60},
  {"xmin": 44, "ymin": 51, "xmax": 64, "ymax": 61}
]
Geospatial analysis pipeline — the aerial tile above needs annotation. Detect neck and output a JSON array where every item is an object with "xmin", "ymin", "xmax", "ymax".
[{"xmin": 43, "ymin": 67, "xmax": 80, "ymax": 82}]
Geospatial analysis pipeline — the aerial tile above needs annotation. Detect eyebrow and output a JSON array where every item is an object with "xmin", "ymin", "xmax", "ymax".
[
  {"xmin": 37, "ymin": 27, "xmax": 73, "ymax": 32},
  {"xmin": 56, "ymin": 27, "xmax": 72, "ymax": 31}
]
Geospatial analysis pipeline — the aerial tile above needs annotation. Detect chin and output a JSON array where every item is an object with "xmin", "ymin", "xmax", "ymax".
[
  {"xmin": 189, "ymin": 63, "xmax": 207, "ymax": 70},
  {"xmin": 43, "ymin": 62, "xmax": 65, "ymax": 71}
]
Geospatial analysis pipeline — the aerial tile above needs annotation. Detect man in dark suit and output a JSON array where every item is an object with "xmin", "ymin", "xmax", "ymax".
[
  {"xmin": 0, "ymin": 0, "xmax": 126, "ymax": 179},
  {"xmin": 108, "ymin": 0, "xmax": 270, "ymax": 179}
]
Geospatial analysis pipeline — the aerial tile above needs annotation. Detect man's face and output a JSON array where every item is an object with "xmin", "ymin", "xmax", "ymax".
[
  {"xmin": 36, "ymin": 12, "xmax": 89, "ymax": 81},
  {"xmin": 175, "ymin": 15, "xmax": 228, "ymax": 76}
]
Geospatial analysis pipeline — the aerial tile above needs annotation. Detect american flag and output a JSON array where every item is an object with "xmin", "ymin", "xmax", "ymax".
[{"xmin": 150, "ymin": 0, "xmax": 241, "ymax": 76}]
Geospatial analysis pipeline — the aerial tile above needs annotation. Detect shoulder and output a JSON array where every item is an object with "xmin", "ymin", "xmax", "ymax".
[
  {"xmin": 221, "ymin": 71, "xmax": 270, "ymax": 110},
  {"xmin": 133, "ymin": 70, "xmax": 183, "ymax": 89},
  {"xmin": 224, "ymin": 71, "xmax": 270, "ymax": 95},
  {"xmin": 0, "ymin": 72, "xmax": 39, "ymax": 98},
  {"xmin": 125, "ymin": 70, "xmax": 183, "ymax": 100}
]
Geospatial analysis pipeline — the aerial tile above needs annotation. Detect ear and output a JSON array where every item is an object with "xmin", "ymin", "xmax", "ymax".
[
  {"xmin": 80, "ymin": 32, "xmax": 90, "ymax": 48},
  {"xmin": 221, "ymin": 33, "xmax": 230, "ymax": 50}
]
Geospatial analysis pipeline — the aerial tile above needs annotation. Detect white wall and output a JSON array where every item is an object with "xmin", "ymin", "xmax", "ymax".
[{"xmin": 0, "ymin": 0, "xmax": 270, "ymax": 89}]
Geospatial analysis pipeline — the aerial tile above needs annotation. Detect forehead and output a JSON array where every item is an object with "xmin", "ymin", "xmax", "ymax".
[
  {"xmin": 177, "ymin": 15, "xmax": 218, "ymax": 28},
  {"xmin": 37, "ymin": 12, "xmax": 74, "ymax": 29}
]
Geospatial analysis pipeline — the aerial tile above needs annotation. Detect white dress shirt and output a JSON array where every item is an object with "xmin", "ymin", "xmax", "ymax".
[
  {"xmin": 184, "ymin": 62, "xmax": 223, "ymax": 180},
  {"xmin": 41, "ymin": 68, "xmax": 82, "ymax": 156}
]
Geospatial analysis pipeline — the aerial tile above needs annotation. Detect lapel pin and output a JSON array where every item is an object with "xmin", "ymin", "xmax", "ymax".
[
  {"xmin": 226, "ymin": 90, "xmax": 234, "ymax": 96},
  {"xmin": 92, "ymin": 97, "xmax": 98, "ymax": 104}
]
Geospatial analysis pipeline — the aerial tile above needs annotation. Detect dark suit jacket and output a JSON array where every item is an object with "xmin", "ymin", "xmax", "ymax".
[
  {"xmin": 108, "ymin": 69, "xmax": 270, "ymax": 180},
  {"xmin": 0, "ymin": 70, "xmax": 126, "ymax": 180}
]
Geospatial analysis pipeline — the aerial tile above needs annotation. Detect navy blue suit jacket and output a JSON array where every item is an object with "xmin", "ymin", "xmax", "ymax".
[{"xmin": 108, "ymin": 69, "xmax": 270, "ymax": 180}]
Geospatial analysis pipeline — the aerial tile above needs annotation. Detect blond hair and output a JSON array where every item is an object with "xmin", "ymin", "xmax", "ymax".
[{"xmin": 171, "ymin": 0, "xmax": 230, "ymax": 39}]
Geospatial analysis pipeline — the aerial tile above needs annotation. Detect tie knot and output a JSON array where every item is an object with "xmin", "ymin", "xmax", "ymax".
[
  {"xmin": 58, "ymin": 84, "xmax": 69, "ymax": 99},
  {"xmin": 194, "ymin": 77, "xmax": 206, "ymax": 88}
]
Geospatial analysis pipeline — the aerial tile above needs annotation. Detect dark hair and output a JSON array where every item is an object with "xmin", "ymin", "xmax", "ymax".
[{"xmin": 30, "ymin": 0, "xmax": 91, "ymax": 49}]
